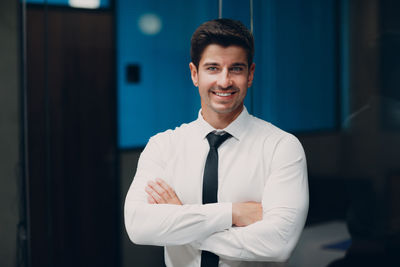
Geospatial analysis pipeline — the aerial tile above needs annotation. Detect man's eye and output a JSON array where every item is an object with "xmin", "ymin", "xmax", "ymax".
[
  {"xmin": 207, "ymin": 66, "xmax": 217, "ymax": 71},
  {"xmin": 231, "ymin": 67, "xmax": 243, "ymax": 73}
]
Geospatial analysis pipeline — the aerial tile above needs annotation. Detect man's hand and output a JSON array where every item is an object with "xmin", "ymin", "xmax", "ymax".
[
  {"xmin": 232, "ymin": 202, "xmax": 263, "ymax": 227},
  {"xmin": 145, "ymin": 178, "xmax": 182, "ymax": 205}
]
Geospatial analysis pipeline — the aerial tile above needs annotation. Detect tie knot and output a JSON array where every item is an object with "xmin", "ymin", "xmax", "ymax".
[{"xmin": 206, "ymin": 132, "xmax": 232, "ymax": 149}]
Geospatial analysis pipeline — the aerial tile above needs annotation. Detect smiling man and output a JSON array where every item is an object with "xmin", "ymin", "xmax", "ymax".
[
  {"xmin": 124, "ymin": 19, "xmax": 309, "ymax": 267},
  {"xmin": 190, "ymin": 44, "xmax": 254, "ymax": 129}
]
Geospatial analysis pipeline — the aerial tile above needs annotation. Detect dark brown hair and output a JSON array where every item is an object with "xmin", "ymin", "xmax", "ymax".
[{"xmin": 190, "ymin": 18, "xmax": 254, "ymax": 68}]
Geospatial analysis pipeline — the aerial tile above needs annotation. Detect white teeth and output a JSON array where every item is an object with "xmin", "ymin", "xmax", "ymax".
[{"xmin": 215, "ymin": 92, "xmax": 232, "ymax": 96}]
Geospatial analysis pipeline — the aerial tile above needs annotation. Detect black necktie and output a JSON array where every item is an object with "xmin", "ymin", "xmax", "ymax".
[{"xmin": 201, "ymin": 132, "xmax": 232, "ymax": 267}]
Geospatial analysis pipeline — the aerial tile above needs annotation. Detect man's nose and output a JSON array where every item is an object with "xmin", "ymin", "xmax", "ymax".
[{"xmin": 217, "ymin": 69, "xmax": 232, "ymax": 89}]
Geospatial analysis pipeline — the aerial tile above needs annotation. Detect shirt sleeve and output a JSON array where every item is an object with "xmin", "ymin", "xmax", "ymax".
[
  {"xmin": 124, "ymin": 132, "xmax": 232, "ymax": 246},
  {"xmin": 193, "ymin": 134, "xmax": 309, "ymax": 262}
]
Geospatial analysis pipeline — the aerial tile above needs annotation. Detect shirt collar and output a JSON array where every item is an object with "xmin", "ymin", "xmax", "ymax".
[{"xmin": 196, "ymin": 106, "xmax": 250, "ymax": 141}]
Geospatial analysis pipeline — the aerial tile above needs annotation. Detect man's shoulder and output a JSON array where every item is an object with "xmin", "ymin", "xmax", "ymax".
[
  {"xmin": 247, "ymin": 115, "xmax": 286, "ymax": 137},
  {"xmin": 248, "ymin": 115, "xmax": 301, "ymax": 146},
  {"xmin": 148, "ymin": 119, "xmax": 198, "ymax": 144}
]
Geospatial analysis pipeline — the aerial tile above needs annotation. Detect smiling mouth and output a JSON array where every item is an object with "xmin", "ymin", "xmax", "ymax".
[{"xmin": 212, "ymin": 91, "xmax": 237, "ymax": 97}]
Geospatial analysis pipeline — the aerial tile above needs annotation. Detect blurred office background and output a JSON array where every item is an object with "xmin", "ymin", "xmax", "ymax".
[{"xmin": 0, "ymin": 0, "xmax": 399, "ymax": 266}]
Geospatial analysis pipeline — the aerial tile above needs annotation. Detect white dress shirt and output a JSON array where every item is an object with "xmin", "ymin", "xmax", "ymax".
[{"xmin": 124, "ymin": 107, "xmax": 309, "ymax": 267}]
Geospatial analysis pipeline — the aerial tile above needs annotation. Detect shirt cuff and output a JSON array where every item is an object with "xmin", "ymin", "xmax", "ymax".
[{"xmin": 202, "ymin": 202, "xmax": 232, "ymax": 232}]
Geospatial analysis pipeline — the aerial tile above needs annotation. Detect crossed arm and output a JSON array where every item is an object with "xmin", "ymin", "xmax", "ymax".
[{"xmin": 146, "ymin": 178, "xmax": 262, "ymax": 227}]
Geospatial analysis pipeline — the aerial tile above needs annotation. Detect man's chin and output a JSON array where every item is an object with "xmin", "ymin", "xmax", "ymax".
[{"xmin": 210, "ymin": 103, "xmax": 242, "ymax": 115}]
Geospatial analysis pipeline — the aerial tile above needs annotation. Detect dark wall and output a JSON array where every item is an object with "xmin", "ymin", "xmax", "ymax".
[{"xmin": 0, "ymin": 0, "xmax": 20, "ymax": 266}]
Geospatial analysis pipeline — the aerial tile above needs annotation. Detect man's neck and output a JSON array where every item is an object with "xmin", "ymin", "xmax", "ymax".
[{"xmin": 202, "ymin": 106, "xmax": 243, "ymax": 129}]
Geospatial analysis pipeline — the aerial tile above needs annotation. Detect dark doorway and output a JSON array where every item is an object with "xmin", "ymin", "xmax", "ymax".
[{"xmin": 26, "ymin": 6, "xmax": 118, "ymax": 267}]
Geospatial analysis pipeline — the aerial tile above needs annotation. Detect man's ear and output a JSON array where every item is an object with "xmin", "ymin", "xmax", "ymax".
[
  {"xmin": 247, "ymin": 63, "xmax": 255, "ymax": 88},
  {"xmin": 189, "ymin": 62, "xmax": 199, "ymax": 87}
]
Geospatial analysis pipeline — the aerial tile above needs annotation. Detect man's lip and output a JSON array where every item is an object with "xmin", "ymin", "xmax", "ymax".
[
  {"xmin": 211, "ymin": 91, "xmax": 237, "ymax": 97},
  {"xmin": 210, "ymin": 90, "xmax": 237, "ymax": 94}
]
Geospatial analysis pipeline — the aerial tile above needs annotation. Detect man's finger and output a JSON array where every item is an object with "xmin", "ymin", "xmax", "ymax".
[
  {"xmin": 147, "ymin": 194, "xmax": 156, "ymax": 204},
  {"xmin": 145, "ymin": 187, "xmax": 157, "ymax": 204},
  {"xmin": 156, "ymin": 178, "xmax": 177, "ymax": 198},
  {"xmin": 145, "ymin": 185, "xmax": 164, "ymax": 204},
  {"xmin": 155, "ymin": 178, "xmax": 182, "ymax": 205},
  {"xmin": 145, "ymin": 179, "xmax": 182, "ymax": 205},
  {"xmin": 148, "ymin": 181, "xmax": 171, "ymax": 200}
]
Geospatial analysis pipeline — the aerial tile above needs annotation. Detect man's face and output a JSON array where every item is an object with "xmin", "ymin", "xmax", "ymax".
[{"xmin": 189, "ymin": 44, "xmax": 255, "ymax": 119}]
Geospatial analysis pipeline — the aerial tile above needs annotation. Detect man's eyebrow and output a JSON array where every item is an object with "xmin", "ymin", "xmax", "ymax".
[
  {"xmin": 231, "ymin": 62, "xmax": 248, "ymax": 67},
  {"xmin": 203, "ymin": 62, "xmax": 220, "ymax": 67},
  {"xmin": 202, "ymin": 62, "xmax": 248, "ymax": 67}
]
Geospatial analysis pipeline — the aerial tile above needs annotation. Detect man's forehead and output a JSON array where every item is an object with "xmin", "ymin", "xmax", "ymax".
[{"xmin": 199, "ymin": 44, "xmax": 248, "ymax": 65}]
